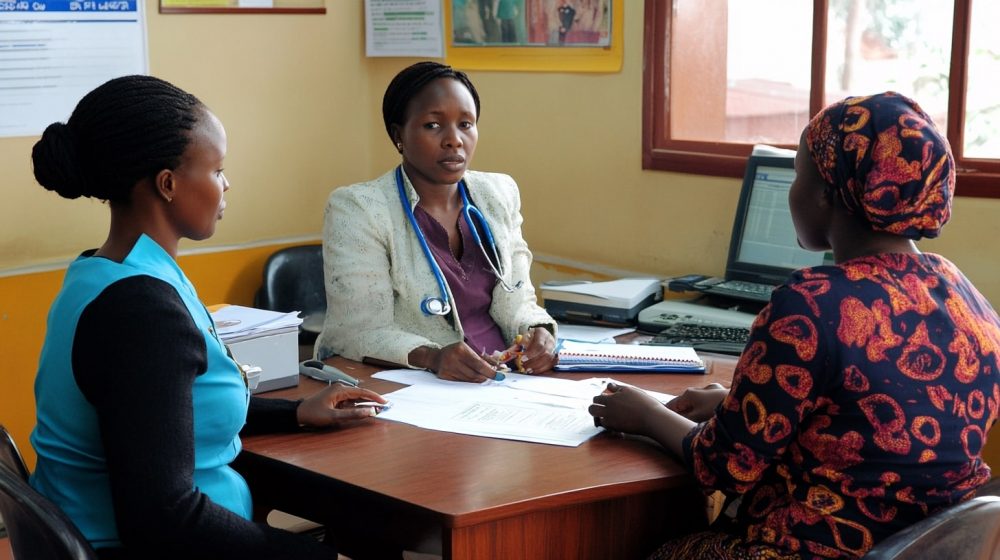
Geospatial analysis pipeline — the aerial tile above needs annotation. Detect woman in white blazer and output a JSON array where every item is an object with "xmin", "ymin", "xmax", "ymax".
[{"xmin": 315, "ymin": 61, "xmax": 558, "ymax": 382}]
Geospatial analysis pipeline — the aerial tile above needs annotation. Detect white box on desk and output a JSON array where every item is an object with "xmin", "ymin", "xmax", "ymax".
[{"xmin": 225, "ymin": 327, "xmax": 300, "ymax": 394}]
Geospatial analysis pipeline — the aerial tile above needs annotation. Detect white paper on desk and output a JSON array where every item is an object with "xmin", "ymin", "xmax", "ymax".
[
  {"xmin": 579, "ymin": 378, "xmax": 676, "ymax": 404},
  {"xmin": 375, "ymin": 369, "xmax": 606, "ymax": 402},
  {"xmin": 374, "ymin": 369, "xmax": 677, "ymax": 403},
  {"xmin": 542, "ymin": 278, "xmax": 660, "ymax": 308},
  {"xmin": 369, "ymin": 370, "xmax": 682, "ymax": 445},
  {"xmin": 211, "ymin": 306, "xmax": 302, "ymax": 339},
  {"xmin": 373, "ymin": 369, "xmax": 444, "ymax": 386},
  {"xmin": 500, "ymin": 374, "xmax": 603, "ymax": 400},
  {"xmin": 377, "ymin": 383, "xmax": 601, "ymax": 446},
  {"xmin": 557, "ymin": 324, "xmax": 636, "ymax": 343}
]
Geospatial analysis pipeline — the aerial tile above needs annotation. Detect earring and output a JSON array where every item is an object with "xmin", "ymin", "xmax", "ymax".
[{"xmin": 396, "ymin": 142, "xmax": 403, "ymax": 151}]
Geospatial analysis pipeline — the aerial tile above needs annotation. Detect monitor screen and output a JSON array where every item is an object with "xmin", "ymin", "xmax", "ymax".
[{"xmin": 725, "ymin": 155, "xmax": 830, "ymax": 285}]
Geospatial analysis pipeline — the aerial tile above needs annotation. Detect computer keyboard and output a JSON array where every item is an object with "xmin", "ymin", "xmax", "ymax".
[
  {"xmin": 703, "ymin": 280, "xmax": 775, "ymax": 303},
  {"xmin": 643, "ymin": 323, "xmax": 751, "ymax": 356}
]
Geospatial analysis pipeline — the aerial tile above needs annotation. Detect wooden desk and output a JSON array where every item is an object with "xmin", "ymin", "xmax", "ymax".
[{"xmin": 236, "ymin": 354, "xmax": 738, "ymax": 560}]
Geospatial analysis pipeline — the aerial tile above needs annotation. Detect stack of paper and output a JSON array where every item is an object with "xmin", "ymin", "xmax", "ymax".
[
  {"xmin": 371, "ymin": 370, "xmax": 678, "ymax": 447},
  {"xmin": 556, "ymin": 323, "xmax": 636, "ymax": 343},
  {"xmin": 207, "ymin": 305, "xmax": 303, "ymax": 393},
  {"xmin": 541, "ymin": 278, "xmax": 661, "ymax": 309},
  {"xmin": 555, "ymin": 340, "xmax": 705, "ymax": 373},
  {"xmin": 211, "ymin": 305, "xmax": 303, "ymax": 343}
]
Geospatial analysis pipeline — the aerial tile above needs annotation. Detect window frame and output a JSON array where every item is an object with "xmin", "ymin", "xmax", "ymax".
[{"xmin": 641, "ymin": 0, "xmax": 1000, "ymax": 198}]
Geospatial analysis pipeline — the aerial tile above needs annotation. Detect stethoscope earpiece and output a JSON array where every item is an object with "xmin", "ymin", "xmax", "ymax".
[{"xmin": 395, "ymin": 166, "xmax": 522, "ymax": 317}]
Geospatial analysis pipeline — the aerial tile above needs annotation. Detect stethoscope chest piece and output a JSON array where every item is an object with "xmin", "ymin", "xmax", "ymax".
[{"xmin": 421, "ymin": 297, "xmax": 451, "ymax": 316}]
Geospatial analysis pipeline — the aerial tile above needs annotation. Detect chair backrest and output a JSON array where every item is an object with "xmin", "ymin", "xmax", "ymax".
[
  {"xmin": 0, "ymin": 467, "xmax": 97, "ymax": 560},
  {"xmin": 0, "ymin": 426, "xmax": 29, "ymax": 482},
  {"xmin": 862, "ymin": 495, "xmax": 1000, "ymax": 559},
  {"xmin": 254, "ymin": 244, "xmax": 326, "ymax": 342},
  {"xmin": 977, "ymin": 476, "xmax": 1000, "ymax": 497}
]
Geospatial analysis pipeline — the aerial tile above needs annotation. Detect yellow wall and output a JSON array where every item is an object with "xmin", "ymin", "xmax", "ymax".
[
  {"xmin": 3, "ymin": 2, "xmax": 1000, "ymax": 467},
  {"xmin": 0, "ymin": 1, "xmax": 377, "ymax": 271}
]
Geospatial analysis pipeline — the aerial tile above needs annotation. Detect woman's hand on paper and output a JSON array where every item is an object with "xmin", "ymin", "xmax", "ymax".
[
  {"xmin": 296, "ymin": 384, "xmax": 388, "ymax": 428},
  {"xmin": 518, "ymin": 327, "xmax": 558, "ymax": 374},
  {"xmin": 427, "ymin": 342, "xmax": 499, "ymax": 383},
  {"xmin": 588, "ymin": 383, "xmax": 666, "ymax": 436},
  {"xmin": 591, "ymin": 382, "xmax": 698, "ymax": 458},
  {"xmin": 666, "ymin": 383, "xmax": 728, "ymax": 422}
]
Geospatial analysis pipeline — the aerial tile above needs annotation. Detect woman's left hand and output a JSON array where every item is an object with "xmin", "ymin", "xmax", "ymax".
[
  {"xmin": 590, "ymin": 383, "xmax": 696, "ymax": 457},
  {"xmin": 518, "ymin": 327, "xmax": 558, "ymax": 374},
  {"xmin": 588, "ymin": 383, "xmax": 664, "ymax": 436},
  {"xmin": 296, "ymin": 384, "xmax": 388, "ymax": 429}
]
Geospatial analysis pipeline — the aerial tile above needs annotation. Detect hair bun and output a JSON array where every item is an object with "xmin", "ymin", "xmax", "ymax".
[{"xmin": 31, "ymin": 122, "xmax": 88, "ymax": 199}]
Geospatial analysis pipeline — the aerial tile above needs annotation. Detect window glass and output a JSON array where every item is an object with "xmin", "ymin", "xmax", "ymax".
[
  {"xmin": 964, "ymin": 1, "xmax": 1000, "ymax": 159},
  {"xmin": 823, "ymin": 1, "xmax": 952, "ymax": 132},
  {"xmin": 644, "ymin": 0, "xmax": 1000, "ymax": 194},
  {"xmin": 669, "ymin": 0, "xmax": 812, "ymax": 145}
]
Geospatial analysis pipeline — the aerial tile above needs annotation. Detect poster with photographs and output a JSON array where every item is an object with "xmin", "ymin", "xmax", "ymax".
[{"xmin": 452, "ymin": 0, "xmax": 611, "ymax": 47}]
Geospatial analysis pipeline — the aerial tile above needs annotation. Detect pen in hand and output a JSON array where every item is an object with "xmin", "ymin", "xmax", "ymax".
[
  {"xmin": 480, "ymin": 347, "xmax": 511, "ymax": 381},
  {"xmin": 354, "ymin": 401, "xmax": 392, "ymax": 415},
  {"xmin": 496, "ymin": 334, "xmax": 526, "ymax": 373}
]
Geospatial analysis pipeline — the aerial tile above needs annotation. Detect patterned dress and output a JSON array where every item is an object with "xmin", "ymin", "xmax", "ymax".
[{"xmin": 664, "ymin": 252, "xmax": 1000, "ymax": 559}]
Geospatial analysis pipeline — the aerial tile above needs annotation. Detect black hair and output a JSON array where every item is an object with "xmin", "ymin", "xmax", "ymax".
[
  {"xmin": 381, "ymin": 61, "xmax": 481, "ymax": 142},
  {"xmin": 31, "ymin": 75, "xmax": 204, "ymax": 203}
]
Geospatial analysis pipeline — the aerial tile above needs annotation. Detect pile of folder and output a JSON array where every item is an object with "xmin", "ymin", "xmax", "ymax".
[{"xmin": 210, "ymin": 305, "xmax": 303, "ymax": 393}]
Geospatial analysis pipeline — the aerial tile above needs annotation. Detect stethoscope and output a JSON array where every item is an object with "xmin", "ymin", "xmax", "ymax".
[{"xmin": 395, "ymin": 166, "xmax": 523, "ymax": 316}]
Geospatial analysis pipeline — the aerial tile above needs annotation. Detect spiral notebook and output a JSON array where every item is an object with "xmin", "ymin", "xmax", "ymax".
[{"xmin": 555, "ymin": 340, "xmax": 706, "ymax": 373}]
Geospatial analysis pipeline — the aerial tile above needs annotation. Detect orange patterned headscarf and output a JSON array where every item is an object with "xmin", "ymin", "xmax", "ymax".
[{"xmin": 804, "ymin": 92, "xmax": 954, "ymax": 239}]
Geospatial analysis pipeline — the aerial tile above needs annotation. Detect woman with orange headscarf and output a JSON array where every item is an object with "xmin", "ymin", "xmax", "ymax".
[{"xmin": 590, "ymin": 92, "xmax": 1000, "ymax": 559}]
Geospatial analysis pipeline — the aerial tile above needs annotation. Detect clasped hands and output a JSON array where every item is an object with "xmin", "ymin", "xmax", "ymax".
[
  {"xmin": 588, "ymin": 382, "xmax": 729, "ymax": 435},
  {"xmin": 431, "ymin": 327, "xmax": 559, "ymax": 383}
]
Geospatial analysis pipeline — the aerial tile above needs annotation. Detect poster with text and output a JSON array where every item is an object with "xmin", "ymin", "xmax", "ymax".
[{"xmin": 0, "ymin": 1, "xmax": 148, "ymax": 138}]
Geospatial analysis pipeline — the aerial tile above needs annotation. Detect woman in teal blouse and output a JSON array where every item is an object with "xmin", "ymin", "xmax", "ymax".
[{"xmin": 29, "ymin": 75, "xmax": 386, "ymax": 559}]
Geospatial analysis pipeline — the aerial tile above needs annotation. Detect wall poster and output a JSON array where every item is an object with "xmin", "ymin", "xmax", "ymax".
[{"xmin": 446, "ymin": 0, "xmax": 622, "ymax": 72}]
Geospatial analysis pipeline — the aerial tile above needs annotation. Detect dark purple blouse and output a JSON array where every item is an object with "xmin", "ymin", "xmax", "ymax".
[{"xmin": 414, "ymin": 206, "xmax": 507, "ymax": 355}]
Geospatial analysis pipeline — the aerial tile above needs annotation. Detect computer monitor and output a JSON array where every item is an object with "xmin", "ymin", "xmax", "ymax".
[{"xmin": 724, "ymin": 155, "xmax": 830, "ymax": 286}]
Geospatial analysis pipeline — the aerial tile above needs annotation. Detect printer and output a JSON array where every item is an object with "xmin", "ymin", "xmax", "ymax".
[
  {"xmin": 637, "ymin": 299, "xmax": 757, "ymax": 332},
  {"xmin": 541, "ymin": 277, "xmax": 662, "ymax": 327}
]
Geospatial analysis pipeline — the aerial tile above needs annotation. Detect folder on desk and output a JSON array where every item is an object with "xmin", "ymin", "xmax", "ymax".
[
  {"xmin": 554, "ymin": 340, "xmax": 705, "ymax": 373},
  {"xmin": 210, "ymin": 305, "xmax": 302, "ymax": 393},
  {"xmin": 541, "ymin": 278, "xmax": 662, "ymax": 327}
]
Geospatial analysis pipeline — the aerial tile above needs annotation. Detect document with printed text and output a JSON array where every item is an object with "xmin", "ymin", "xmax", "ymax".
[{"xmin": 372, "ymin": 370, "xmax": 674, "ymax": 446}]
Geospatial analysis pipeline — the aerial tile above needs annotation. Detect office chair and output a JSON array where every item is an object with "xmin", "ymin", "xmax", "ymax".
[
  {"xmin": 979, "ymin": 476, "xmax": 1000, "ymax": 497},
  {"xmin": 0, "ymin": 425, "xmax": 29, "ymax": 483},
  {"xmin": 0, "ymin": 466, "xmax": 97, "ymax": 560},
  {"xmin": 254, "ymin": 244, "xmax": 326, "ymax": 345},
  {"xmin": 862, "ymin": 495, "xmax": 1000, "ymax": 559}
]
